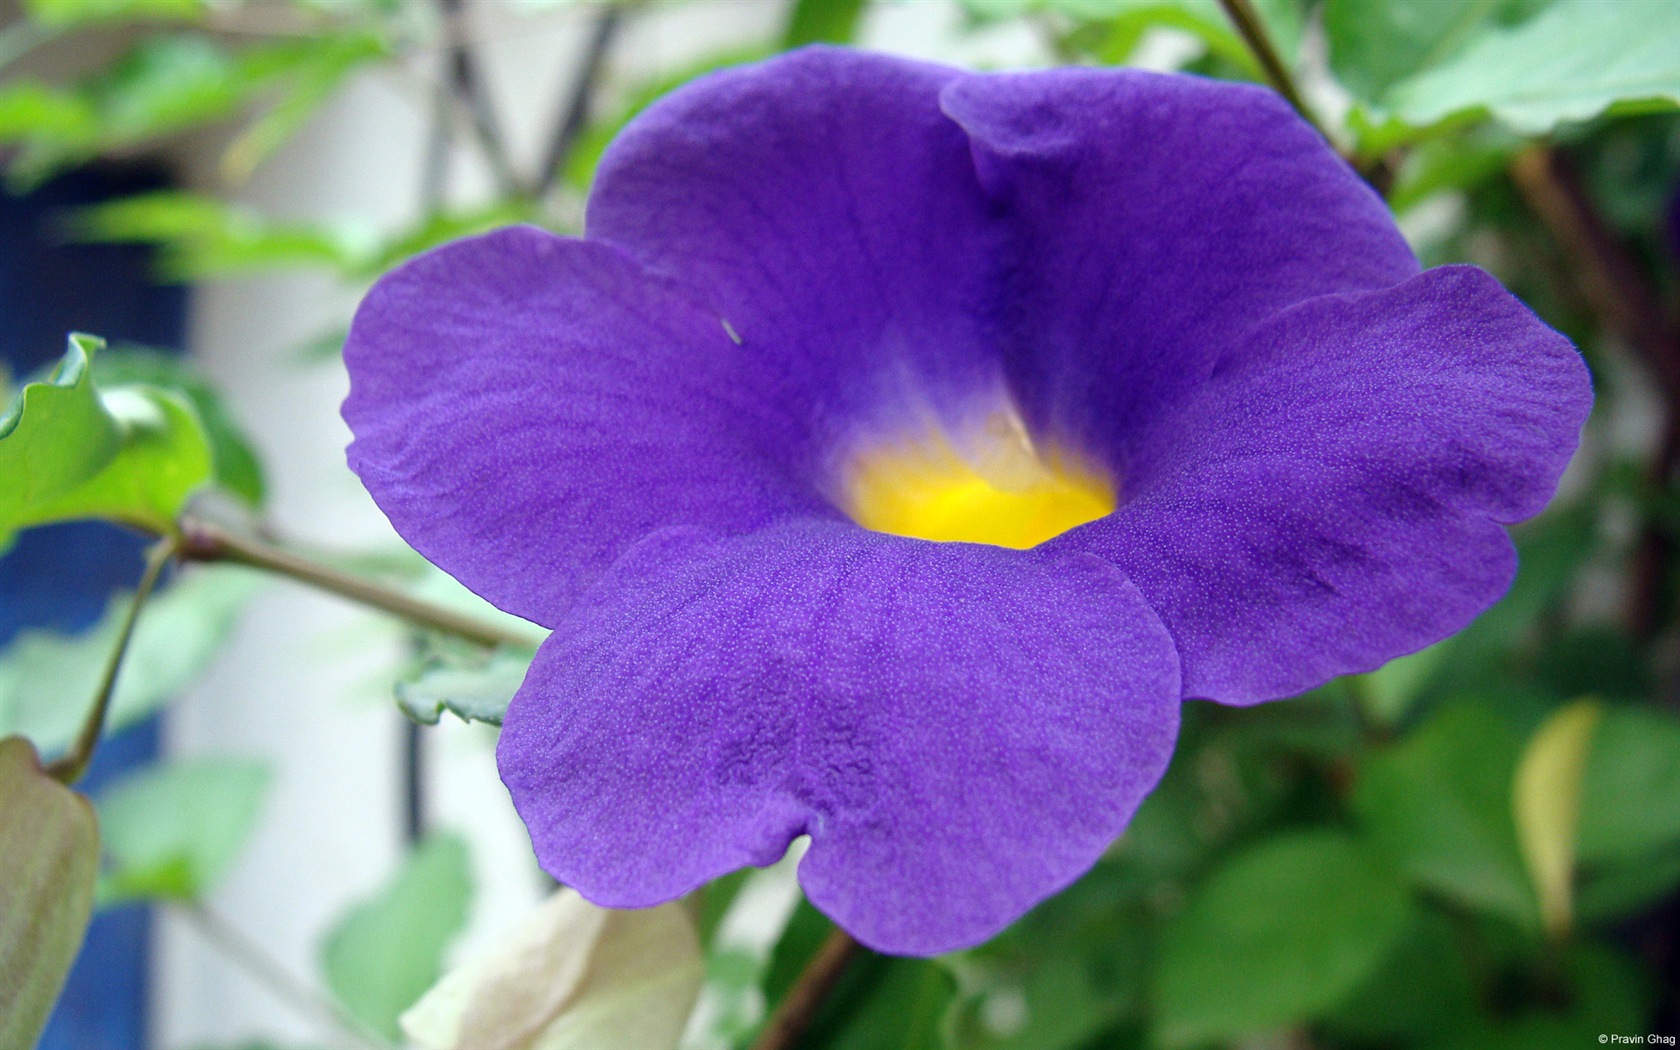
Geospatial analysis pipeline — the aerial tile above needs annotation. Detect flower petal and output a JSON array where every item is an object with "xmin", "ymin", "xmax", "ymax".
[
  {"xmin": 586, "ymin": 47, "xmax": 1004, "ymax": 447},
  {"xmin": 342, "ymin": 227, "xmax": 830, "ymax": 625},
  {"xmin": 497, "ymin": 521, "xmax": 1180, "ymax": 955},
  {"xmin": 1050, "ymin": 266, "xmax": 1592, "ymax": 704},
  {"xmin": 938, "ymin": 68, "xmax": 1419, "ymax": 470}
]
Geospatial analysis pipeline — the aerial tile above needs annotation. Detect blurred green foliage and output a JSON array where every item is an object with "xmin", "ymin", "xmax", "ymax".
[{"xmin": 1, "ymin": 0, "xmax": 1678, "ymax": 1048}]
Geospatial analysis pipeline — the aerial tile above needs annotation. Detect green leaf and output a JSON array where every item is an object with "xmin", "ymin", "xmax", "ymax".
[
  {"xmin": 1152, "ymin": 830, "xmax": 1413, "ymax": 1047},
  {"xmin": 943, "ymin": 858, "xmax": 1151, "ymax": 1050},
  {"xmin": 23, "ymin": 0, "xmax": 204, "ymax": 27},
  {"xmin": 1578, "ymin": 706, "xmax": 1680, "ymax": 864},
  {"xmin": 402, "ymin": 890, "xmax": 702, "ymax": 1050},
  {"xmin": 4, "ymin": 30, "xmax": 384, "ymax": 187},
  {"xmin": 0, "ymin": 567, "xmax": 259, "ymax": 757},
  {"xmin": 682, "ymin": 846, "xmax": 805, "ymax": 1049},
  {"xmin": 1354, "ymin": 703, "xmax": 1538, "ymax": 926},
  {"xmin": 0, "ymin": 334, "xmax": 119, "ymax": 520},
  {"xmin": 356, "ymin": 200, "xmax": 539, "ymax": 279},
  {"xmin": 1513, "ymin": 699, "xmax": 1603, "ymax": 938},
  {"xmin": 94, "ymin": 756, "xmax": 271, "ymax": 905},
  {"xmin": 64, "ymin": 192, "xmax": 376, "ymax": 280},
  {"xmin": 1385, "ymin": 0, "xmax": 1680, "ymax": 137},
  {"xmin": 0, "ymin": 736, "xmax": 99, "ymax": 1050},
  {"xmin": 95, "ymin": 346, "xmax": 266, "ymax": 506},
  {"xmin": 1356, "ymin": 640, "xmax": 1452, "ymax": 728},
  {"xmin": 219, "ymin": 32, "xmax": 388, "ymax": 182},
  {"xmin": 322, "ymin": 832, "xmax": 473, "ymax": 1043},
  {"xmin": 0, "ymin": 334, "xmax": 215, "ymax": 543},
  {"xmin": 93, "ymin": 34, "xmax": 248, "ymax": 142},
  {"xmin": 1431, "ymin": 942, "xmax": 1649, "ymax": 1050},
  {"xmin": 1323, "ymin": 0, "xmax": 1541, "ymax": 105},
  {"xmin": 0, "ymin": 81, "xmax": 98, "ymax": 142},
  {"xmin": 1322, "ymin": 906, "xmax": 1479, "ymax": 1043},
  {"xmin": 814, "ymin": 957, "xmax": 954, "ymax": 1050},
  {"xmin": 395, "ymin": 642, "xmax": 530, "ymax": 727},
  {"xmin": 563, "ymin": 48, "xmax": 769, "ymax": 193},
  {"xmin": 1046, "ymin": 0, "xmax": 1303, "ymax": 79},
  {"xmin": 1577, "ymin": 846, "xmax": 1680, "ymax": 925},
  {"xmin": 783, "ymin": 0, "xmax": 868, "ymax": 47}
]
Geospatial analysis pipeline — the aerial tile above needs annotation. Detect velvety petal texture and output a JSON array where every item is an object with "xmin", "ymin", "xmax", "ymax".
[
  {"xmin": 587, "ymin": 48, "xmax": 1003, "ymax": 457},
  {"xmin": 940, "ymin": 69, "xmax": 1419, "ymax": 470},
  {"xmin": 343, "ymin": 228, "xmax": 831, "ymax": 624},
  {"xmin": 1050, "ymin": 266, "xmax": 1592, "ymax": 702},
  {"xmin": 497, "ymin": 523, "xmax": 1180, "ymax": 955},
  {"xmin": 343, "ymin": 46, "xmax": 1593, "ymax": 955}
]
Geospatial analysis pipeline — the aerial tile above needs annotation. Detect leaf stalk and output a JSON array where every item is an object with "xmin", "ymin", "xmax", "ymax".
[
  {"xmin": 177, "ymin": 517, "xmax": 543, "ymax": 651},
  {"xmin": 47, "ymin": 537, "xmax": 177, "ymax": 786},
  {"xmin": 1214, "ymin": 0, "xmax": 1325, "ymax": 138}
]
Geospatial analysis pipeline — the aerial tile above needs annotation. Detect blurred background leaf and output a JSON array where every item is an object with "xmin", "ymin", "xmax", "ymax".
[
  {"xmin": 93, "ymin": 755, "xmax": 270, "ymax": 905},
  {"xmin": 321, "ymin": 831, "xmax": 472, "ymax": 1043},
  {"xmin": 0, "ymin": 565, "xmax": 259, "ymax": 756}
]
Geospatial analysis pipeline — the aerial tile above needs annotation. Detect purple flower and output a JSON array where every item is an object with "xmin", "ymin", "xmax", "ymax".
[{"xmin": 342, "ymin": 48, "xmax": 1591, "ymax": 955}]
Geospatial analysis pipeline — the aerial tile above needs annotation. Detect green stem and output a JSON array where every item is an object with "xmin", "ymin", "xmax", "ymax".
[
  {"xmin": 178, "ymin": 518, "xmax": 544, "ymax": 651},
  {"xmin": 47, "ymin": 538, "xmax": 176, "ymax": 786},
  {"xmin": 1215, "ymin": 0, "xmax": 1325, "ymax": 137}
]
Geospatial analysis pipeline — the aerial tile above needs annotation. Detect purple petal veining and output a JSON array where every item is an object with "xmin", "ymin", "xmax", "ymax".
[{"xmin": 343, "ymin": 46, "xmax": 1592, "ymax": 955}]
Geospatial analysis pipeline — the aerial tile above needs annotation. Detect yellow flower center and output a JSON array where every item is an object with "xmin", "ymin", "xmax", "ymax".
[{"xmin": 843, "ymin": 410, "xmax": 1114, "ymax": 550}]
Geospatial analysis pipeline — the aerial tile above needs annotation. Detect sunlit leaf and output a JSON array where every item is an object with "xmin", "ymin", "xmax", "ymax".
[
  {"xmin": 783, "ymin": 0, "xmax": 867, "ymax": 48},
  {"xmin": 93, "ymin": 34, "xmax": 247, "ymax": 141},
  {"xmin": 95, "ymin": 346, "xmax": 266, "ymax": 506},
  {"xmin": 1152, "ymin": 830, "xmax": 1412, "ymax": 1047},
  {"xmin": 220, "ymin": 31, "xmax": 388, "ymax": 182},
  {"xmin": 0, "ymin": 736, "xmax": 99, "ymax": 1050},
  {"xmin": 323, "ymin": 832, "xmax": 472, "ymax": 1042},
  {"xmin": 94, "ymin": 756, "xmax": 270, "ymax": 905},
  {"xmin": 0, "ymin": 81, "xmax": 97, "ymax": 142},
  {"xmin": 1512, "ymin": 699, "xmax": 1602, "ymax": 938},
  {"xmin": 1385, "ymin": 0, "xmax": 1680, "ymax": 137},
  {"xmin": 22, "ymin": 0, "xmax": 204, "ymax": 27},
  {"xmin": 403, "ymin": 889, "xmax": 702, "ymax": 1050},
  {"xmin": 65, "ymin": 191, "xmax": 376, "ymax": 280},
  {"xmin": 1322, "ymin": 0, "xmax": 1542, "ymax": 105},
  {"xmin": 0, "ymin": 566, "xmax": 260, "ymax": 758},
  {"xmin": 0, "ymin": 333, "xmax": 215, "ymax": 545}
]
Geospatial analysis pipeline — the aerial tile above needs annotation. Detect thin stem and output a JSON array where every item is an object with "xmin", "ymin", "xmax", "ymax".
[
  {"xmin": 534, "ymin": 3, "xmax": 625, "ymax": 198},
  {"xmin": 1215, "ymin": 0, "xmax": 1324, "ymax": 138},
  {"xmin": 750, "ymin": 925, "xmax": 861, "ymax": 1050},
  {"xmin": 1509, "ymin": 146, "xmax": 1680, "ymax": 396},
  {"xmin": 1509, "ymin": 144, "xmax": 1680, "ymax": 642},
  {"xmin": 177, "ymin": 518, "xmax": 544, "ymax": 651},
  {"xmin": 184, "ymin": 904, "xmax": 389, "ymax": 1050},
  {"xmin": 47, "ymin": 539, "xmax": 176, "ymax": 786},
  {"xmin": 439, "ymin": 0, "xmax": 523, "ymax": 197}
]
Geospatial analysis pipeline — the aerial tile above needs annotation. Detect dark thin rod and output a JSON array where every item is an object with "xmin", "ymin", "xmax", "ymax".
[
  {"xmin": 1215, "ymin": 0, "xmax": 1325, "ymax": 137},
  {"xmin": 534, "ymin": 4, "xmax": 625, "ymax": 197},
  {"xmin": 749, "ymin": 926, "xmax": 862, "ymax": 1050}
]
